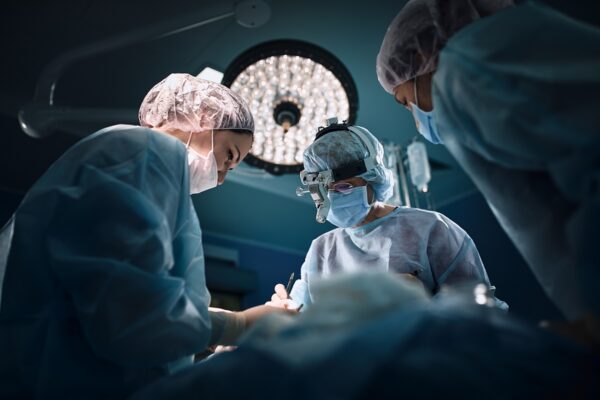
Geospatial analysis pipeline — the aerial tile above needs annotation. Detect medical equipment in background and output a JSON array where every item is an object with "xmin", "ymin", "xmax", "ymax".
[
  {"xmin": 383, "ymin": 138, "xmax": 435, "ymax": 210},
  {"xmin": 382, "ymin": 142, "xmax": 410, "ymax": 207},
  {"xmin": 18, "ymin": 0, "xmax": 271, "ymax": 139},
  {"xmin": 221, "ymin": 40, "xmax": 359, "ymax": 175},
  {"xmin": 296, "ymin": 117, "xmax": 377, "ymax": 223},
  {"xmin": 407, "ymin": 140, "xmax": 435, "ymax": 209},
  {"xmin": 407, "ymin": 140, "xmax": 431, "ymax": 193}
]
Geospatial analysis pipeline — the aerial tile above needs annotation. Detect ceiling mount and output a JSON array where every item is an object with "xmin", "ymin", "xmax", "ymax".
[{"xmin": 235, "ymin": 0, "xmax": 271, "ymax": 28}]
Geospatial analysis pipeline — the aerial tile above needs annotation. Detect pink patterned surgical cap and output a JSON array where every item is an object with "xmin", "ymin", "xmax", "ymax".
[{"xmin": 139, "ymin": 73, "xmax": 254, "ymax": 133}]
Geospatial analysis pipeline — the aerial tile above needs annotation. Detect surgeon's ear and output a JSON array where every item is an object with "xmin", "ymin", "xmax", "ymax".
[
  {"xmin": 415, "ymin": 72, "xmax": 435, "ymax": 112},
  {"xmin": 415, "ymin": 51, "xmax": 434, "ymax": 68}
]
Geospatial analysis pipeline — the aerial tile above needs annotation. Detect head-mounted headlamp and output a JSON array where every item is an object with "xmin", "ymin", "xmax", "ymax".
[{"xmin": 296, "ymin": 117, "xmax": 378, "ymax": 223}]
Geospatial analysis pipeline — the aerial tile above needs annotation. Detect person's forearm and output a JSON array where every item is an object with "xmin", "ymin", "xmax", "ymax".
[{"xmin": 208, "ymin": 310, "xmax": 247, "ymax": 346}]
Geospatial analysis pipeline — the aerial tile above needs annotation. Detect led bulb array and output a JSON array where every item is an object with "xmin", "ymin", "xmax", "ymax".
[{"xmin": 230, "ymin": 55, "xmax": 350, "ymax": 166}]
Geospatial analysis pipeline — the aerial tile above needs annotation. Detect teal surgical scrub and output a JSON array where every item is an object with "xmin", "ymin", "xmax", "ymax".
[
  {"xmin": 0, "ymin": 125, "xmax": 212, "ymax": 399},
  {"xmin": 432, "ymin": 2, "xmax": 600, "ymax": 319}
]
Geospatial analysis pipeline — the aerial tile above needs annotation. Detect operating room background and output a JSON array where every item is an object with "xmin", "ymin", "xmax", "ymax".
[{"xmin": 1, "ymin": 0, "xmax": 598, "ymax": 321}]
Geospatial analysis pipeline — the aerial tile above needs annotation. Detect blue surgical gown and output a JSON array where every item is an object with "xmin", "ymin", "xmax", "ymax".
[
  {"xmin": 291, "ymin": 207, "xmax": 507, "ymax": 309},
  {"xmin": 432, "ymin": 2, "xmax": 600, "ymax": 320},
  {"xmin": 0, "ymin": 125, "xmax": 212, "ymax": 399}
]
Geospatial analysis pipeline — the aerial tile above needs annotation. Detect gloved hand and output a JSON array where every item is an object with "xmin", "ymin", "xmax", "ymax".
[
  {"xmin": 206, "ymin": 306, "xmax": 300, "ymax": 357},
  {"xmin": 239, "ymin": 304, "xmax": 298, "ymax": 328},
  {"xmin": 209, "ymin": 304, "xmax": 297, "ymax": 346},
  {"xmin": 265, "ymin": 283, "xmax": 303, "ymax": 310},
  {"xmin": 398, "ymin": 273, "xmax": 426, "ymax": 289},
  {"xmin": 208, "ymin": 306, "xmax": 233, "ymax": 314},
  {"xmin": 212, "ymin": 345, "xmax": 237, "ymax": 353}
]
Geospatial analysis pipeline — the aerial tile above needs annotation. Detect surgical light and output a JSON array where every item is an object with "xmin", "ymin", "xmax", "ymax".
[{"xmin": 222, "ymin": 40, "xmax": 358, "ymax": 175}]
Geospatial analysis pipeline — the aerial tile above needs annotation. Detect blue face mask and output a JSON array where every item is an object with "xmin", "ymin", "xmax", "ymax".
[
  {"xmin": 410, "ymin": 76, "xmax": 443, "ymax": 145},
  {"xmin": 326, "ymin": 186, "xmax": 372, "ymax": 228},
  {"xmin": 410, "ymin": 102, "xmax": 443, "ymax": 145}
]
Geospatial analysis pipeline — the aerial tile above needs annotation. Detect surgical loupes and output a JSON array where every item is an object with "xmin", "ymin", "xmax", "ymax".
[{"xmin": 297, "ymin": 169, "xmax": 333, "ymax": 223}]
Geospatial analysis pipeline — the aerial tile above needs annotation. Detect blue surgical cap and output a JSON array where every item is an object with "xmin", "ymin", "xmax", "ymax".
[{"xmin": 303, "ymin": 126, "xmax": 394, "ymax": 202}]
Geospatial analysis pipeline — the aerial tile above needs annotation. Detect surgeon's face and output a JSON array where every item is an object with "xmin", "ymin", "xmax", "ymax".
[
  {"xmin": 393, "ymin": 72, "xmax": 434, "ymax": 112},
  {"xmin": 328, "ymin": 177, "xmax": 374, "ymax": 202},
  {"xmin": 181, "ymin": 129, "xmax": 253, "ymax": 185},
  {"xmin": 212, "ymin": 130, "xmax": 253, "ymax": 185}
]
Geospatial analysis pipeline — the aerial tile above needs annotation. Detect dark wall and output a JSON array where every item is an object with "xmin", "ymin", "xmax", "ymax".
[{"xmin": 540, "ymin": 0, "xmax": 600, "ymax": 27}]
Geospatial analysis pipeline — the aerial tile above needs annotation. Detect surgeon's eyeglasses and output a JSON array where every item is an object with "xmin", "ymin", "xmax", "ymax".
[{"xmin": 329, "ymin": 182, "xmax": 356, "ymax": 194}]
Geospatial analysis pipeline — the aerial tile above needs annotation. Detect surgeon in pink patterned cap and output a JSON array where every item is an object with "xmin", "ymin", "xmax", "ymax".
[
  {"xmin": 139, "ymin": 73, "xmax": 256, "ymax": 192},
  {"xmin": 0, "ymin": 73, "xmax": 287, "ymax": 399}
]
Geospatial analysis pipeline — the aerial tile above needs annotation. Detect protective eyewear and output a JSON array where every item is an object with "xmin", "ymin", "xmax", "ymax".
[{"xmin": 330, "ymin": 182, "xmax": 356, "ymax": 194}]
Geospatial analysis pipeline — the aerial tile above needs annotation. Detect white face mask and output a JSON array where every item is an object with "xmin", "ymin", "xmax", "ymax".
[{"xmin": 186, "ymin": 130, "xmax": 218, "ymax": 194}]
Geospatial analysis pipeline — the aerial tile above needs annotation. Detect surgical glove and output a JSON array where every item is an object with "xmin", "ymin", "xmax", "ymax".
[
  {"xmin": 212, "ymin": 345, "xmax": 238, "ymax": 354},
  {"xmin": 398, "ymin": 273, "xmax": 427, "ymax": 291},
  {"xmin": 209, "ymin": 308, "xmax": 246, "ymax": 346},
  {"xmin": 240, "ymin": 304, "xmax": 297, "ymax": 327},
  {"xmin": 266, "ymin": 283, "xmax": 302, "ymax": 310},
  {"xmin": 210, "ymin": 305, "xmax": 296, "ymax": 346}
]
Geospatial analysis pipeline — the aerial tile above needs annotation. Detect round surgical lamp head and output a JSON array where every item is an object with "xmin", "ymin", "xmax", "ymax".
[
  {"xmin": 273, "ymin": 100, "xmax": 301, "ymax": 133},
  {"xmin": 222, "ymin": 40, "xmax": 358, "ymax": 175}
]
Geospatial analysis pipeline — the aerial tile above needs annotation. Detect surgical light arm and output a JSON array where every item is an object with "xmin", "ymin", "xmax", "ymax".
[{"xmin": 18, "ymin": 0, "xmax": 271, "ymax": 139}]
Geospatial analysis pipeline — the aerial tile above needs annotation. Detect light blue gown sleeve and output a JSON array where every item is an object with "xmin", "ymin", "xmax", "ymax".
[
  {"xmin": 289, "ymin": 240, "xmax": 321, "ymax": 310},
  {"xmin": 428, "ymin": 216, "xmax": 508, "ymax": 310},
  {"xmin": 45, "ymin": 164, "xmax": 211, "ymax": 367}
]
